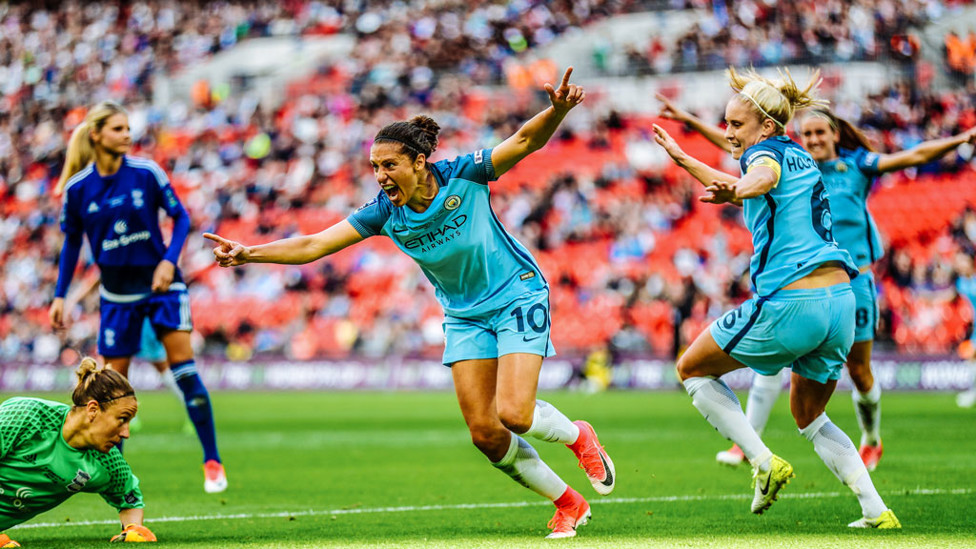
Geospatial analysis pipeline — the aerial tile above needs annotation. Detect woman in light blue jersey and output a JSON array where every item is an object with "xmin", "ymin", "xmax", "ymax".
[
  {"xmin": 659, "ymin": 91, "xmax": 976, "ymax": 472},
  {"xmin": 653, "ymin": 67, "xmax": 899, "ymax": 528},
  {"xmin": 205, "ymin": 68, "xmax": 614, "ymax": 539},
  {"xmin": 954, "ymin": 252, "xmax": 976, "ymax": 408},
  {"xmin": 726, "ymin": 109, "xmax": 976, "ymax": 470},
  {"xmin": 49, "ymin": 101, "xmax": 226, "ymax": 494}
]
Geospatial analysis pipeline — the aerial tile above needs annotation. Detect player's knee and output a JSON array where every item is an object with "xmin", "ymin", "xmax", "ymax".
[
  {"xmin": 846, "ymin": 359, "xmax": 873, "ymax": 390},
  {"xmin": 675, "ymin": 354, "xmax": 697, "ymax": 381},
  {"xmin": 791, "ymin": 403, "xmax": 825, "ymax": 430},
  {"xmin": 496, "ymin": 404, "xmax": 533, "ymax": 434},
  {"xmin": 468, "ymin": 423, "xmax": 509, "ymax": 455},
  {"xmin": 165, "ymin": 349, "xmax": 194, "ymax": 365}
]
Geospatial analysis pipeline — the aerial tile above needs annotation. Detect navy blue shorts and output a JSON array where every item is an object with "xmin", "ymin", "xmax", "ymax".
[{"xmin": 99, "ymin": 289, "xmax": 192, "ymax": 358}]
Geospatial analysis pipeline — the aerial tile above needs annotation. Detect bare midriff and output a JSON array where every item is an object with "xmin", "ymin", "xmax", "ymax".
[{"xmin": 782, "ymin": 261, "xmax": 851, "ymax": 290}]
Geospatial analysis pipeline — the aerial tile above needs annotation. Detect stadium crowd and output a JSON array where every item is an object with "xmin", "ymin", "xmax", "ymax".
[{"xmin": 1, "ymin": 0, "xmax": 975, "ymax": 363}]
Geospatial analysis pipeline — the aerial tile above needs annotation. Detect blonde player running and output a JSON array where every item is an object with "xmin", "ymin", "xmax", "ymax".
[
  {"xmin": 660, "ymin": 94, "xmax": 976, "ymax": 470},
  {"xmin": 654, "ymin": 67, "xmax": 899, "ymax": 528}
]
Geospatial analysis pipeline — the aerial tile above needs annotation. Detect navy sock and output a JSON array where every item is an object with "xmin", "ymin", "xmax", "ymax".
[{"xmin": 171, "ymin": 360, "xmax": 221, "ymax": 463}]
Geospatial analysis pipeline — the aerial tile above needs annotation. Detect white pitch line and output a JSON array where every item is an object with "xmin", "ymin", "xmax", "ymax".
[{"xmin": 12, "ymin": 487, "xmax": 972, "ymax": 531}]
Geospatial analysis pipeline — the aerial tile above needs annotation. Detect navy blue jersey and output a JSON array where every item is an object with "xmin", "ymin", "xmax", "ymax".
[
  {"xmin": 737, "ymin": 136, "xmax": 858, "ymax": 296},
  {"xmin": 56, "ymin": 156, "xmax": 190, "ymax": 302},
  {"xmin": 348, "ymin": 149, "xmax": 547, "ymax": 318},
  {"xmin": 819, "ymin": 147, "xmax": 884, "ymax": 268}
]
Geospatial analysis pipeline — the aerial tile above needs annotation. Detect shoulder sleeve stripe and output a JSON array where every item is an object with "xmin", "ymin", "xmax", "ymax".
[
  {"xmin": 126, "ymin": 157, "xmax": 170, "ymax": 188},
  {"xmin": 745, "ymin": 150, "xmax": 778, "ymax": 163},
  {"xmin": 62, "ymin": 163, "xmax": 94, "ymax": 196}
]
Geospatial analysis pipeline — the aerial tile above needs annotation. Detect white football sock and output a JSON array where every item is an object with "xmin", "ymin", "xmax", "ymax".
[
  {"xmin": 524, "ymin": 400, "xmax": 580, "ymax": 444},
  {"xmin": 683, "ymin": 376, "xmax": 772, "ymax": 471},
  {"xmin": 852, "ymin": 382, "xmax": 882, "ymax": 446},
  {"xmin": 745, "ymin": 372, "xmax": 783, "ymax": 436},
  {"xmin": 800, "ymin": 413, "xmax": 887, "ymax": 518},
  {"xmin": 159, "ymin": 367, "xmax": 184, "ymax": 402},
  {"xmin": 491, "ymin": 433, "xmax": 567, "ymax": 500}
]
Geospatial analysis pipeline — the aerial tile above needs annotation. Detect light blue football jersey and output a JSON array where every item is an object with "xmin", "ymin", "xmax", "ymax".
[
  {"xmin": 738, "ymin": 136, "xmax": 858, "ymax": 296},
  {"xmin": 347, "ymin": 149, "xmax": 547, "ymax": 318},
  {"xmin": 958, "ymin": 275, "xmax": 976, "ymax": 314},
  {"xmin": 819, "ymin": 147, "xmax": 884, "ymax": 268}
]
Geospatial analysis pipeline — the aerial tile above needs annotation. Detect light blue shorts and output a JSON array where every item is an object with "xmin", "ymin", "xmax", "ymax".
[
  {"xmin": 852, "ymin": 271, "xmax": 878, "ymax": 343},
  {"xmin": 710, "ymin": 284, "xmax": 855, "ymax": 384},
  {"xmin": 135, "ymin": 317, "xmax": 167, "ymax": 364},
  {"xmin": 442, "ymin": 289, "xmax": 556, "ymax": 366}
]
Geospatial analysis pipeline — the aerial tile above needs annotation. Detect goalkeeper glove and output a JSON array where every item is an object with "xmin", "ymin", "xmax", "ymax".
[{"xmin": 110, "ymin": 523, "xmax": 157, "ymax": 542}]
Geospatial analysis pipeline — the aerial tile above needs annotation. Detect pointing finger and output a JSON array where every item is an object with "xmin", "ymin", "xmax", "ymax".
[
  {"xmin": 560, "ymin": 67, "xmax": 573, "ymax": 88},
  {"xmin": 203, "ymin": 233, "xmax": 229, "ymax": 246}
]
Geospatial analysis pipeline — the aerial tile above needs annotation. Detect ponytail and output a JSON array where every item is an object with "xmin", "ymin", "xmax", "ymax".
[
  {"xmin": 727, "ymin": 67, "xmax": 828, "ymax": 134},
  {"xmin": 374, "ymin": 115, "xmax": 441, "ymax": 162},
  {"xmin": 71, "ymin": 357, "xmax": 135, "ymax": 408},
  {"xmin": 56, "ymin": 101, "xmax": 128, "ymax": 195}
]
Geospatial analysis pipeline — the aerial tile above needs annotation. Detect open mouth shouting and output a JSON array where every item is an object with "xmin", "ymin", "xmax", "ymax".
[{"xmin": 382, "ymin": 183, "xmax": 400, "ymax": 203}]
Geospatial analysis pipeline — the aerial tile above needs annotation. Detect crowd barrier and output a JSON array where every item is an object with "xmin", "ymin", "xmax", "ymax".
[{"xmin": 1, "ymin": 356, "xmax": 971, "ymax": 392}]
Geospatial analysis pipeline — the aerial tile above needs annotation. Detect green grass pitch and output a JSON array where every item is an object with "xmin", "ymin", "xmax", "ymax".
[{"xmin": 5, "ymin": 389, "xmax": 974, "ymax": 548}]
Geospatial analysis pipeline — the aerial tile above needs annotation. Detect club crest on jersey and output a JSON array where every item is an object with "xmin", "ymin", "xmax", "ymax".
[
  {"xmin": 444, "ymin": 195, "xmax": 462, "ymax": 211},
  {"xmin": 114, "ymin": 220, "xmax": 128, "ymax": 234},
  {"xmin": 131, "ymin": 189, "xmax": 144, "ymax": 209},
  {"xmin": 66, "ymin": 470, "xmax": 92, "ymax": 493},
  {"xmin": 87, "ymin": 202, "xmax": 100, "ymax": 213}
]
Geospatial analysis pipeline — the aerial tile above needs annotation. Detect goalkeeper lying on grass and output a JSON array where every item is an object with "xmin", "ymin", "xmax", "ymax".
[{"xmin": 0, "ymin": 357, "xmax": 156, "ymax": 546}]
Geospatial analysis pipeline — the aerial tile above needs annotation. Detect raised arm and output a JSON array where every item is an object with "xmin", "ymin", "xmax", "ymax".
[
  {"xmin": 204, "ymin": 219, "xmax": 364, "ymax": 267},
  {"xmin": 875, "ymin": 127, "xmax": 976, "ymax": 172},
  {"xmin": 653, "ymin": 124, "xmax": 739, "ymax": 188},
  {"xmin": 656, "ymin": 93, "xmax": 732, "ymax": 153},
  {"xmin": 491, "ymin": 67, "xmax": 585, "ymax": 177}
]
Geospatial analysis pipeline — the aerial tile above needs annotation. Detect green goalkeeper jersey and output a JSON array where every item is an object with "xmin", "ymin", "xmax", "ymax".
[{"xmin": 0, "ymin": 397, "xmax": 143, "ymax": 531}]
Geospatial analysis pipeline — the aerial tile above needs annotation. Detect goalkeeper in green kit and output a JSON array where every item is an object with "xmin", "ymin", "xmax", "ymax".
[{"xmin": 0, "ymin": 357, "xmax": 156, "ymax": 546}]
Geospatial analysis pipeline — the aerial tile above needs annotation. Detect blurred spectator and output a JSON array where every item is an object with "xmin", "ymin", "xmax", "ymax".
[{"xmin": 3, "ymin": 0, "xmax": 976, "ymax": 362}]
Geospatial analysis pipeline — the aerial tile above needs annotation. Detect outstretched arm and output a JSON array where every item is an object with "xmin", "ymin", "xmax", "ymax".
[
  {"xmin": 731, "ymin": 166, "xmax": 778, "ymax": 199},
  {"xmin": 204, "ymin": 220, "xmax": 364, "ymax": 267},
  {"xmin": 653, "ymin": 124, "xmax": 739, "ymax": 188},
  {"xmin": 876, "ymin": 127, "xmax": 976, "ymax": 172},
  {"xmin": 110, "ymin": 510, "xmax": 156, "ymax": 542},
  {"xmin": 491, "ymin": 67, "xmax": 585, "ymax": 177},
  {"xmin": 656, "ymin": 93, "xmax": 732, "ymax": 153}
]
